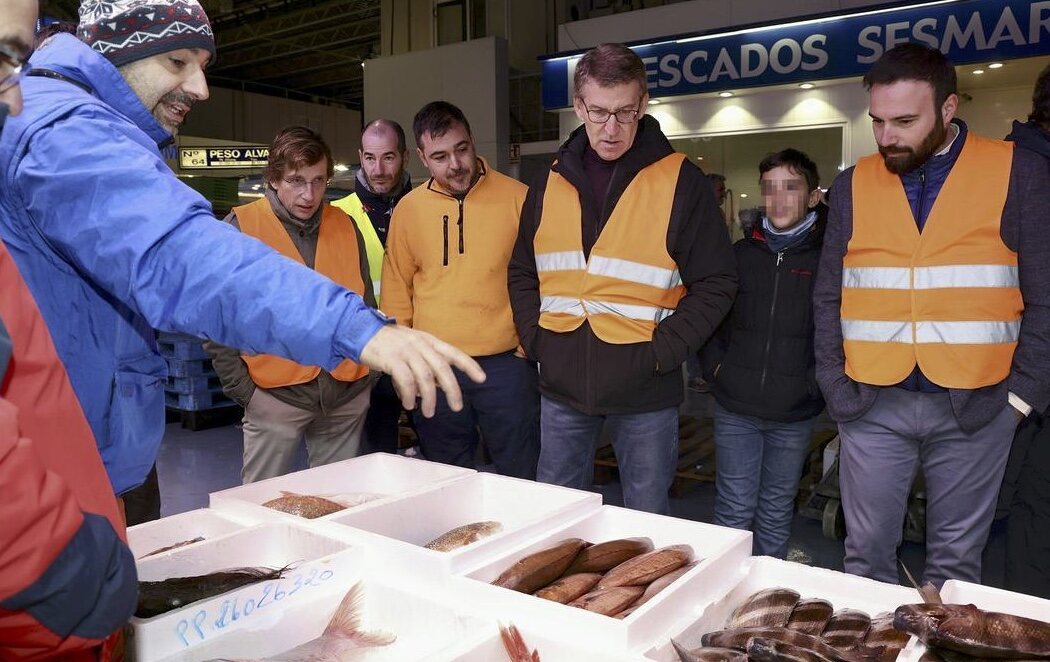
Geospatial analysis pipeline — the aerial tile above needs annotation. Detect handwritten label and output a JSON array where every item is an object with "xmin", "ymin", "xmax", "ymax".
[{"xmin": 174, "ymin": 567, "xmax": 335, "ymax": 647}]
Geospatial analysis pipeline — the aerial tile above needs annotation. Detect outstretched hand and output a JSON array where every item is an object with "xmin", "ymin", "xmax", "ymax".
[{"xmin": 359, "ymin": 325, "xmax": 485, "ymax": 417}]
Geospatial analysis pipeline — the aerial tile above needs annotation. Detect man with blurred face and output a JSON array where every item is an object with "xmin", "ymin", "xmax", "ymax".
[
  {"xmin": 814, "ymin": 43, "xmax": 1050, "ymax": 586},
  {"xmin": 334, "ymin": 120, "xmax": 413, "ymax": 455},
  {"xmin": 206, "ymin": 127, "xmax": 376, "ymax": 483},
  {"xmin": 382, "ymin": 101, "xmax": 540, "ymax": 478},
  {"xmin": 508, "ymin": 43, "xmax": 737, "ymax": 515},
  {"xmin": 0, "ymin": 0, "xmax": 483, "ymax": 521}
]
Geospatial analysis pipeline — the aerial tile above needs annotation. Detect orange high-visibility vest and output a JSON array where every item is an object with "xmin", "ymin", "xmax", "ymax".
[
  {"xmin": 534, "ymin": 152, "xmax": 687, "ymax": 344},
  {"xmin": 235, "ymin": 199, "xmax": 369, "ymax": 387},
  {"xmin": 842, "ymin": 134, "xmax": 1021, "ymax": 389}
]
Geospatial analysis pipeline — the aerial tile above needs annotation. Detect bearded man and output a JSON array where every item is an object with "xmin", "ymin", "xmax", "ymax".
[{"xmin": 813, "ymin": 43, "xmax": 1050, "ymax": 587}]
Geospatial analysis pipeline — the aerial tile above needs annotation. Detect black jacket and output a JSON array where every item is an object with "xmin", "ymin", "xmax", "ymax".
[
  {"xmin": 703, "ymin": 220, "xmax": 826, "ymax": 422},
  {"xmin": 508, "ymin": 116, "xmax": 737, "ymax": 415}
]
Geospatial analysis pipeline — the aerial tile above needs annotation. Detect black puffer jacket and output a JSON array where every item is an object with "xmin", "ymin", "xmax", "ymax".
[
  {"xmin": 702, "ymin": 218, "xmax": 826, "ymax": 422},
  {"xmin": 509, "ymin": 117, "xmax": 737, "ymax": 415}
]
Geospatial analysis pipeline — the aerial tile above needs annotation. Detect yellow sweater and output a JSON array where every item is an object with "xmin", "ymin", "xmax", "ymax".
[{"xmin": 382, "ymin": 158, "xmax": 527, "ymax": 356}]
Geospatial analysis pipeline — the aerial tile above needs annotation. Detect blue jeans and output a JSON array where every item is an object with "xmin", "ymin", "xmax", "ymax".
[
  {"xmin": 537, "ymin": 396, "xmax": 678, "ymax": 515},
  {"xmin": 713, "ymin": 402, "xmax": 816, "ymax": 558},
  {"xmin": 412, "ymin": 353, "xmax": 539, "ymax": 479}
]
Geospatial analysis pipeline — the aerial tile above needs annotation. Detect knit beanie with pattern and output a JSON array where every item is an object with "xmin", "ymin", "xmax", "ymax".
[{"xmin": 77, "ymin": 0, "xmax": 216, "ymax": 69}]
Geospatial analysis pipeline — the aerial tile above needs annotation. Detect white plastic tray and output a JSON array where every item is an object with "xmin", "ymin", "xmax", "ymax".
[
  {"xmin": 128, "ymin": 508, "xmax": 249, "ymax": 560},
  {"xmin": 208, "ymin": 453, "xmax": 475, "ymax": 524},
  {"xmin": 318, "ymin": 472, "xmax": 601, "ymax": 575},
  {"xmin": 648, "ymin": 556, "xmax": 923, "ymax": 661},
  {"xmin": 445, "ymin": 622, "xmax": 649, "ymax": 661},
  {"xmin": 129, "ymin": 521, "xmax": 360, "ymax": 661},
  {"xmin": 454, "ymin": 505, "xmax": 753, "ymax": 653},
  {"xmin": 155, "ymin": 576, "xmax": 490, "ymax": 661}
]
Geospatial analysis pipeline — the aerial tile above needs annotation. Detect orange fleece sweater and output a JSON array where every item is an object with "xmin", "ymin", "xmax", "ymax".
[{"xmin": 382, "ymin": 158, "xmax": 527, "ymax": 356}]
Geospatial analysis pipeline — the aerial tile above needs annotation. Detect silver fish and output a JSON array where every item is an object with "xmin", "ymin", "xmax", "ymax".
[
  {"xmin": 211, "ymin": 581, "xmax": 395, "ymax": 660},
  {"xmin": 424, "ymin": 521, "xmax": 503, "ymax": 551},
  {"xmin": 701, "ymin": 627, "xmax": 878, "ymax": 662},
  {"xmin": 728, "ymin": 588, "xmax": 801, "ymax": 628},
  {"xmin": 748, "ymin": 636, "xmax": 837, "ymax": 662}
]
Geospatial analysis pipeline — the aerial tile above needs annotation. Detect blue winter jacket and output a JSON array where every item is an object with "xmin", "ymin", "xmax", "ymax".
[{"xmin": 0, "ymin": 35, "xmax": 388, "ymax": 495}]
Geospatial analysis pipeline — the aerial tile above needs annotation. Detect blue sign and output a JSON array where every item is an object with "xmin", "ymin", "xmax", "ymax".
[{"xmin": 541, "ymin": 0, "xmax": 1050, "ymax": 109}]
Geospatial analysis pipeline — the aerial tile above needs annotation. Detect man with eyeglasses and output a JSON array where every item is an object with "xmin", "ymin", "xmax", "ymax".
[
  {"xmin": 204, "ymin": 127, "xmax": 376, "ymax": 483},
  {"xmin": 508, "ymin": 43, "xmax": 737, "ymax": 515},
  {"xmin": 0, "ymin": 0, "xmax": 136, "ymax": 657},
  {"xmin": 0, "ymin": 0, "xmax": 483, "ymax": 515}
]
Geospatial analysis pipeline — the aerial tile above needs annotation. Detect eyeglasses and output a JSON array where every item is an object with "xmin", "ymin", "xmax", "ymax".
[
  {"xmin": 0, "ymin": 48, "xmax": 31, "ymax": 94},
  {"xmin": 281, "ymin": 176, "xmax": 329, "ymax": 191},
  {"xmin": 580, "ymin": 99, "xmax": 641, "ymax": 124}
]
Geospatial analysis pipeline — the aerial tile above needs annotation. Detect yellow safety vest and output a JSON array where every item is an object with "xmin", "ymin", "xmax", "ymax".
[
  {"xmin": 332, "ymin": 192, "xmax": 384, "ymax": 304},
  {"xmin": 235, "ymin": 198, "xmax": 369, "ymax": 387},
  {"xmin": 842, "ymin": 133, "xmax": 1021, "ymax": 389},
  {"xmin": 534, "ymin": 152, "xmax": 687, "ymax": 344}
]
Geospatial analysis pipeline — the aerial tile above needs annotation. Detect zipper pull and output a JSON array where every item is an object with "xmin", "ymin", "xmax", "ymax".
[
  {"xmin": 457, "ymin": 200, "xmax": 465, "ymax": 255},
  {"xmin": 776, "ymin": 251, "xmax": 784, "ymax": 266},
  {"xmin": 442, "ymin": 215, "xmax": 449, "ymax": 266},
  {"xmin": 919, "ymin": 167, "xmax": 925, "ymax": 184}
]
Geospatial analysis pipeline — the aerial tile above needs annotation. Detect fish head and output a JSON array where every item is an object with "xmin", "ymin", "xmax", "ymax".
[
  {"xmin": 893, "ymin": 603, "xmax": 960, "ymax": 638},
  {"xmin": 745, "ymin": 637, "xmax": 782, "ymax": 662}
]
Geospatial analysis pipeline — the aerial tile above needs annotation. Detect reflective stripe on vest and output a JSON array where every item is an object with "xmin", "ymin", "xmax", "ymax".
[
  {"xmin": 332, "ymin": 193, "xmax": 385, "ymax": 304},
  {"xmin": 842, "ymin": 133, "xmax": 1020, "ymax": 389},
  {"xmin": 235, "ymin": 199, "xmax": 369, "ymax": 387},
  {"xmin": 534, "ymin": 152, "xmax": 687, "ymax": 344}
]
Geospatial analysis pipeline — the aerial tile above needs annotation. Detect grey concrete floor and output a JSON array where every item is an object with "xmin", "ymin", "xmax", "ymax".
[{"xmin": 155, "ymin": 389, "xmax": 1008, "ymax": 590}]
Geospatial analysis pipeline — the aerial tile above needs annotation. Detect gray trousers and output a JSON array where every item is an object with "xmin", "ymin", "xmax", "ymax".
[
  {"xmin": 241, "ymin": 386, "xmax": 370, "ymax": 484},
  {"xmin": 838, "ymin": 387, "xmax": 1015, "ymax": 586}
]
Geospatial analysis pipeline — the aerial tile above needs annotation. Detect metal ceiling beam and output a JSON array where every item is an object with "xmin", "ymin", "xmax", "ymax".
[
  {"xmin": 236, "ymin": 47, "xmax": 370, "ymax": 83},
  {"xmin": 214, "ymin": 0, "xmax": 375, "ymax": 50},
  {"xmin": 212, "ymin": 20, "xmax": 379, "ymax": 71}
]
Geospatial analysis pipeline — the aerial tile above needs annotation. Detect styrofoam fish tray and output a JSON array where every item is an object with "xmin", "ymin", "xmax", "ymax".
[
  {"xmin": 315, "ymin": 472, "xmax": 602, "ymax": 575},
  {"xmin": 453, "ymin": 504, "xmax": 753, "ymax": 654},
  {"xmin": 128, "ymin": 509, "xmax": 250, "ymax": 560},
  {"xmin": 646, "ymin": 556, "xmax": 923, "ymax": 661},
  {"xmin": 129, "ymin": 521, "xmax": 361, "ymax": 661},
  {"xmin": 154, "ymin": 576, "xmax": 490, "ymax": 662},
  {"xmin": 895, "ymin": 579, "xmax": 1050, "ymax": 662},
  {"xmin": 443, "ymin": 622, "xmax": 650, "ymax": 662},
  {"xmin": 208, "ymin": 452, "xmax": 475, "ymax": 524}
]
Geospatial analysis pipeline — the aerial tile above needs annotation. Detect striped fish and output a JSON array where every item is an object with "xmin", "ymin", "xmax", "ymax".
[
  {"xmin": 821, "ymin": 608, "xmax": 872, "ymax": 650},
  {"xmin": 787, "ymin": 598, "xmax": 835, "ymax": 636},
  {"xmin": 727, "ymin": 588, "xmax": 801, "ymax": 628}
]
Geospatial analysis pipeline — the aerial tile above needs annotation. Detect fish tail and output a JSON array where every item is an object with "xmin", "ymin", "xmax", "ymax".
[
  {"xmin": 324, "ymin": 582, "xmax": 397, "ymax": 646},
  {"xmin": 499, "ymin": 623, "xmax": 540, "ymax": 662},
  {"xmin": 897, "ymin": 559, "xmax": 942, "ymax": 604},
  {"xmin": 671, "ymin": 638, "xmax": 702, "ymax": 662}
]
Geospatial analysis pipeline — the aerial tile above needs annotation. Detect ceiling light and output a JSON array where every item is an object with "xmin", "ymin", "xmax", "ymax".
[
  {"xmin": 988, "ymin": 62, "xmax": 1003, "ymax": 69},
  {"xmin": 719, "ymin": 91, "xmax": 734, "ymax": 98},
  {"xmin": 740, "ymin": 193, "xmax": 748, "ymax": 198},
  {"xmin": 649, "ymin": 99, "xmax": 661, "ymax": 105},
  {"xmin": 972, "ymin": 69, "xmax": 985, "ymax": 75},
  {"xmin": 799, "ymin": 83, "xmax": 815, "ymax": 90},
  {"xmin": 334, "ymin": 163, "xmax": 350, "ymax": 173},
  {"xmin": 696, "ymin": 156, "xmax": 704, "ymax": 161}
]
